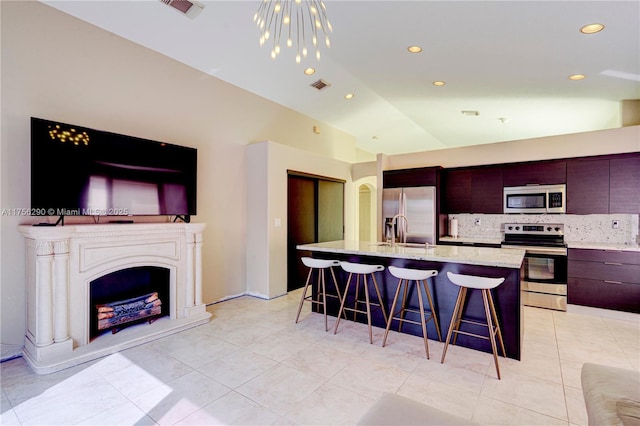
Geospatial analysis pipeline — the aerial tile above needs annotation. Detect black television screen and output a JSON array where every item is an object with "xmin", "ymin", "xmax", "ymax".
[{"xmin": 31, "ymin": 117, "xmax": 197, "ymax": 219}]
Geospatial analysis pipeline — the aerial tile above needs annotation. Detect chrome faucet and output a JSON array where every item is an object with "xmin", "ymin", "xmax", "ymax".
[{"xmin": 390, "ymin": 214, "xmax": 409, "ymax": 246}]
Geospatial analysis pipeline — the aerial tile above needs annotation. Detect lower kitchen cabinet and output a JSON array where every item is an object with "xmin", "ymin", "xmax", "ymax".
[{"xmin": 567, "ymin": 248, "xmax": 640, "ymax": 313}]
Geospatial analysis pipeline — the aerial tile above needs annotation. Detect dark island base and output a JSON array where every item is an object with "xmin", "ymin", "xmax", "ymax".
[{"xmin": 305, "ymin": 252, "xmax": 523, "ymax": 360}]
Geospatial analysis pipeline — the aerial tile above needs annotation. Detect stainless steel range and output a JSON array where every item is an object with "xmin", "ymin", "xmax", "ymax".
[{"xmin": 502, "ymin": 223, "xmax": 568, "ymax": 311}]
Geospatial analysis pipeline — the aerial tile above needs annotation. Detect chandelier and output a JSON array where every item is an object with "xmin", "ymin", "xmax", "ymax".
[{"xmin": 254, "ymin": 0, "xmax": 332, "ymax": 64}]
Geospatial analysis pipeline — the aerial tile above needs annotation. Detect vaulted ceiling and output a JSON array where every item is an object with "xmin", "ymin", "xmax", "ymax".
[{"xmin": 42, "ymin": 1, "xmax": 640, "ymax": 155}]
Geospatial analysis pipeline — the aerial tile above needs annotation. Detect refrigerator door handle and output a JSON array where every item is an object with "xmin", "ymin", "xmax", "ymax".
[{"xmin": 399, "ymin": 192, "xmax": 407, "ymax": 243}]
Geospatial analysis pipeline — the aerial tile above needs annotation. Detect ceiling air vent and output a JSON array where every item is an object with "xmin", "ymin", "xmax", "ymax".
[
  {"xmin": 310, "ymin": 79, "xmax": 331, "ymax": 91},
  {"xmin": 159, "ymin": 0, "xmax": 204, "ymax": 19}
]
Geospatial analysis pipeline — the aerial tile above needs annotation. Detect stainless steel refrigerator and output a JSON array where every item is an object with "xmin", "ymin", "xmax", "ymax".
[{"xmin": 382, "ymin": 186, "xmax": 437, "ymax": 244}]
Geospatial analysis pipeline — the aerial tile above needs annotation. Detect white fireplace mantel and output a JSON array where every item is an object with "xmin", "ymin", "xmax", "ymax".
[{"xmin": 19, "ymin": 222, "xmax": 211, "ymax": 374}]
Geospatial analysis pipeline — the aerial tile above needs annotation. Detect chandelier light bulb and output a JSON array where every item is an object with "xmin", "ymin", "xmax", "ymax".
[{"xmin": 254, "ymin": 0, "xmax": 332, "ymax": 64}]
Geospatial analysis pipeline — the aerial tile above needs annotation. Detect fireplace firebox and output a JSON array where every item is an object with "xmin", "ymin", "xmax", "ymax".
[{"xmin": 90, "ymin": 266, "xmax": 170, "ymax": 339}]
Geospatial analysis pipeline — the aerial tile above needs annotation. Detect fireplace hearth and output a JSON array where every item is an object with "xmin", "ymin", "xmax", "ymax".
[{"xmin": 19, "ymin": 222, "xmax": 210, "ymax": 374}]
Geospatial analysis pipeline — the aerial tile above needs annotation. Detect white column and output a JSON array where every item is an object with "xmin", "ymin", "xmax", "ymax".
[
  {"xmin": 185, "ymin": 233, "xmax": 195, "ymax": 309},
  {"xmin": 194, "ymin": 232, "xmax": 203, "ymax": 306},
  {"xmin": 53, "ymin": 239, "xmax": 70, "ymax": 343},
  {"xmin": 35, "ymin": 241, "xmax": 54, "ymax": 347}
]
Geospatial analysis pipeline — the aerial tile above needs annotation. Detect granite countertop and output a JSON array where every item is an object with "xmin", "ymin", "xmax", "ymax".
[
  {"xmin": 439, "ymin": 236, "xmax": 503, "ymax": 245},
  {"xmin": 439, "ymin": 236, "xmax": 640, "ymax": 252},
  {"xmin": 297, "ymin": 240, "xmax": 525, "ymax": 268},
  {"xmin": 566, "ymin": 241, "xmax": 640, "ymax": 252}
]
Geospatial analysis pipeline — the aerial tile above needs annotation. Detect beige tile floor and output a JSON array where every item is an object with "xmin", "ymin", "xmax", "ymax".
[{"xmin": 1, "ymin": 289, "xmax": 638, "ymax": 425}]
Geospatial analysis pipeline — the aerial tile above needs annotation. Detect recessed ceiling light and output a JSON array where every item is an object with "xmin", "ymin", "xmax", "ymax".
[
  {"xmin": 580, "ymin": 23, "xmax": 604, "ymax": 34},
  {"xmin": 569, "ymin": 74, "xmax": 586, "ymax": 80},
  {"xmin": 344, "ymin": 93, "xmax": 354, "ymax": 100},
  {"xmin": 407, "ymin": 46, "xmax": 422, "ymax": 54},
  {"xmin": 461, "ymin": 110, "xmax": 479, "ymax": 116},
  {"xmin": 433, "ymin": 81, "xmax": 446, "ymax": 86},
  {"xmin": 304, "ymin": 67, "xmax": 316, "ymax": 75}
]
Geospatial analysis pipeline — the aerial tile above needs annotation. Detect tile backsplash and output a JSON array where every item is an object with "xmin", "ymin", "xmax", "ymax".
[{"xmin": 448, "ymin": 213, "xmax": 639, "ymax": 245}]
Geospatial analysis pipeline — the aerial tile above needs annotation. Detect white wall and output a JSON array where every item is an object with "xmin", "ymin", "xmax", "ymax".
[
  {"xmin": 0, "ymin": 1, "xmax": 359, "ymax": 359},
  {"xmin": 246, "ymin": 141, "xmax": 354, "ymax": 299},
  {"xmin": 383, "ymin": 125, "xmax": 640, "ymax": 170}
]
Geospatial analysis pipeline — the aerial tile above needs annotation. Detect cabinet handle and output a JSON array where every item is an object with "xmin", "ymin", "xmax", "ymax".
[
  {"xmin": 603, "ymin": 280, "xmax": 623, "ymax": 285},
  {"xmin": 603, "ymin": 262, "xmax": 623, "ymax": 266}
]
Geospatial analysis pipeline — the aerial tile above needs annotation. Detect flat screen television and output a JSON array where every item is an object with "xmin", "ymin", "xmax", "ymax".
[{"xmin": 31, "ymin": 117, "xmax": 197, "ymax": 222}]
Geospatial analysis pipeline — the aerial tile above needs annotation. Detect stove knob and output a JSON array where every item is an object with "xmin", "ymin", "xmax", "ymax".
[
  {"xmin": 555, "ymin": 227, "xmax": 561, "ymax": 232},
  {"xmin": 515, "ymin": 226, "xmax": 520, "ymax": 231},
  {"xmin": 508, "ymin": 226, "xmax": 513, "ymax": 231},
  {"xmin": 547, "ymin": 227, "xmax": 552, "ymax": 232}
]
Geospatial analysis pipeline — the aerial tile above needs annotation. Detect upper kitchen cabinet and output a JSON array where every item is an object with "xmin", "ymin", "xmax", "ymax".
[
  {"xmin": 610, "ymin": 154, "xmax": 640, "ymax": 214},
  {"xmin": 442, "ymin": 169, "xmax": 471, "ymax": 213},
  {"xmin": 443, "ymin": 165, "xmax": 503, "ymax": 213},
  {"xmin": 503, "ymin": 160, "xmax": 566, "ymax": 187},
  {"xmin": 567, "ymin": 157, "xmax": 610, "ymax": 214},
  {"xmin": 566, "ymin": 152, "xmax": 640, "ymax": 214},
  {"xmin": 383, "ymin": 166, "xmax": 441, "ymax": 188}
]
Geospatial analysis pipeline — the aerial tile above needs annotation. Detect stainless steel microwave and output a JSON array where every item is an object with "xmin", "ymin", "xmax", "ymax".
[{"xmin": 503, "ymin": 184, "xmax": 566, "ymax": 214}]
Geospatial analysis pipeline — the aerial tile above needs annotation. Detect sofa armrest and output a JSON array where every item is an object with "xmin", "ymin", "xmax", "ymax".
[{"xmin": 581, "ymin": 363, "xmax": 640, "ymax": 426}]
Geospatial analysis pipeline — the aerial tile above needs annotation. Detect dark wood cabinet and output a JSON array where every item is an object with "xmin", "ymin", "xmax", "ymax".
[
  {"xmin": 471, "ymin": 166, "xmax": 504, "ymax": 214},
  {"xmin": 443, "ymin": 166, "xmax": 503, "ymax": 213},
  {"xmin": 568, "ymin": 248, "xmax": 640, "ymax": 313},
  {"xmin": 610, "ymin": 155, "xmax": 640, "ymax": 213},
  {"xmin": 438, "ymin": 152, "xmax": 637, "ymax": 215},
  {"xmin": 442, "ymin": 169, "xmax": 472, "ymax": 213},
  {"xmin": 503, "ymin": 160, "xmax": 566, "ymax": 187},
  {"xmin": 566, "ymin": 157, "xmax": 610, "ymax": 214},
  {"xmin": 383, "ymin": 166, "xmax": 440, "ymax": 188}
]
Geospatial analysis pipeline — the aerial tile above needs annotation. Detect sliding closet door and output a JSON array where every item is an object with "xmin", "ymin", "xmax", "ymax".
[
  {"xmin": 318, "ymin": 180, "xmax": 344, "ymax": 243},
  {"xmin": 287, "ymin": 175, "xmax": 317, "ymax": 292},
  {"xmin": 287, "ymin": 173, "xmax": 344, "ymax": 292}
]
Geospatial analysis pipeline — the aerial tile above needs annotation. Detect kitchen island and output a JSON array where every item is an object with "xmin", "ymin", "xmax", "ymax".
[{"xmin": 297, "ymin": 240, "xmax": 526, "ymax": 360}]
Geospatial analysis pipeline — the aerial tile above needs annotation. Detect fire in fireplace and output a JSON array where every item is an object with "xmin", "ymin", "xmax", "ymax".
[{"xmin": 90, "ymin": 266, "xmax": 170, "ymax": 339}]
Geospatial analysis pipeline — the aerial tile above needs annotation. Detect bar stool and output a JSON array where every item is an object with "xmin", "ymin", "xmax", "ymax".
[
  {"xmin": 441, "ymin": 271, "xmax": 506, "ymax": 379},
  {"xmin": 333, "ymin": 261, "xmax": 388, "ymax": 344},
  {"xmin": 295, "ymin": 257, "xmax": 344, "ymax": 332},
  {"xmin": 382, "ymin": 266, "xmax": 442, "ymax": 359}
]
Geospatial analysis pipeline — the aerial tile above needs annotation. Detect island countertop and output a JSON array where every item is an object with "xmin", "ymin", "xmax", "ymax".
[{"xmin": 297, "ymin": 240, "xmax": 525, "ymax": 269}]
